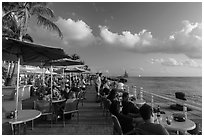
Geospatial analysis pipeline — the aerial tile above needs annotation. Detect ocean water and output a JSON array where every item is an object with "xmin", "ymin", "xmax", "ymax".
[{"xmin": 126, "ymin": 77, "xmax": 202, "ymax": 107}]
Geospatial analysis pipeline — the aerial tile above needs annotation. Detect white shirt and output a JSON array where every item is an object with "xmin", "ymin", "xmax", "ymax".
[{"xmin": 117, "ymin": 82, "xmax": 124, "ymax": 90}]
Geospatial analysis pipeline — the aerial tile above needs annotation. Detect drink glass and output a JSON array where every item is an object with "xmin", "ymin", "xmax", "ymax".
[{"xmin": 166, "ymin": 115, "xmax": 173, "ymax": 125}]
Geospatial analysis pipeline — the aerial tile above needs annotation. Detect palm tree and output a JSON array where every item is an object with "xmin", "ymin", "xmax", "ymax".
[
  {"xmin": 3, "ymin": 2, "xmax": 63, "ymax": 40},
  {"xmin": 71, "ymin": 54, "xmax": 81, "ymax": 60},
  {"xmin": 2, "ymin": 2, "xmax": 63, "ymax": 86}
]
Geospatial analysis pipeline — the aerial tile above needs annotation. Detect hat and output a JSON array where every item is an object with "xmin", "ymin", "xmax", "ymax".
[{"xmin": 175, "ymin": 92, "xmax": 186, "ymax": 100}]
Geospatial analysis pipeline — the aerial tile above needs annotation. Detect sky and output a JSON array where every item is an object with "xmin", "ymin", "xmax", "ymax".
[{"xmin": 27, "ymin": 2, "xmax": 202, "ymax": 77}]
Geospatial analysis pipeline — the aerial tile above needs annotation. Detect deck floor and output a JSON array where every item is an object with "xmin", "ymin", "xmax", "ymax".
[
  {"xmin": 22, "ymin": 85, "xmax": 202, "ymax": 135},
  {"xmin": 26, "ymin": 85, "xmax": 113, "ymax": 135}
]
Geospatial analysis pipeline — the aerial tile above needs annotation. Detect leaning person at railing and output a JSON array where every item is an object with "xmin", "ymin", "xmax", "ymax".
[
  {"xmin": 122, "ymin": 92, "xmax": 141, "ymax": 118},
  {"xmin": 138, "ymin": 104, "xmax": 169, "ymax": 135}
]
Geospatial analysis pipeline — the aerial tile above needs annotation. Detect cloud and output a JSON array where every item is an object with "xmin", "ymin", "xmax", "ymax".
[
  {"xmin": 151, "ymin": 58, "xmax": 201, "ymax": 68},
  {"xmin": 29, "ymin": 17, "xmax": 96, "ymax": 48},
  {"xmin": 166, "ymin": 20, "xmax": 202, "ymax": 58},
  {"xmin": 99, "ymin": 20, "xmax": 202, "ymax": 59},
  {"xmin": 55, "ymin": 17, "xmax": 96, "ymax": 47},
  {"xmin": 99, "ymin": 26, "xmax": 155, "ymax": 49}
]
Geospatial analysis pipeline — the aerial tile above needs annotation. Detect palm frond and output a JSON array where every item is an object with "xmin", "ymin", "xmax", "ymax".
[
  {"xmin": 3, "ymin": 13, "xmax": 19, "ymax": 33},
  {"xmin": 31, "ymin": 5, "xmax": 55, "ymax": 18},
  {"xmin": 29, "ymin": 2, "xmax": 48, "ymax": 7},
  {"xmin": 2, "ymin": 2, "xmax": 20, "ymax": 13},
  {"xmin": 37, "ymin": 15, "xmax": 63, "ymax": 39},
  {"xmin": 2, "ymin": 27, "xmax": 15, "ymax": 36},
  {"xmin": 2, "ymin": 27, "xmax": 20, "ymax": 39}
]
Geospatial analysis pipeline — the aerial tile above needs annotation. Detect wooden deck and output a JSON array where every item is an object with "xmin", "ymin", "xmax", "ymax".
[
  {"xmin": 26, "ymin": 85, "xmax": 113, "ymax": 135},
  {"xmin": 3, "ymin": 85, "xmax": 201, "ymax": 135}
]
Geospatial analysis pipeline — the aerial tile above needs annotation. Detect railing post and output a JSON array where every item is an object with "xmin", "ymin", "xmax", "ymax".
[
  {"xmin": 133, "ymin": 86, "xmax": 137, "ymax": 99},
  {"xmin": 140, "ymin": 87, "xmax": 143, "ymax": 100},
  {"xmin": 151, "ymin": 93, "xmax": 154, "ymax": 109}
]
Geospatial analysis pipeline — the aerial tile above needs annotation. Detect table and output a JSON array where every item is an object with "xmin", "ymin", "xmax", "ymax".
[
  {"xmin": 160, "ymin": 114, "xmax": 196, "ymax": 134},
  {"xmin": 52, "ymin": 98, "xmax": 66, "ymax": 103},
  {"xmin": 3, "ymin": 110, "xmax": 41, "ymax": 134}
]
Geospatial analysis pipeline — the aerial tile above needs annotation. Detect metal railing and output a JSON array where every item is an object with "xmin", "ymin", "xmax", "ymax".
[{"xmin": 142, "ymin": 90, "xmax": 202, "ymax": 112}]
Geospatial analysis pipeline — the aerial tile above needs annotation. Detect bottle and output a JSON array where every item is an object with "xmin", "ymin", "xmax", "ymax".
[
  {"xmin": 183, "ymin": 106, "xmax": 187, "ymax": 119},
  {"xmin": 156, "ymin": 105, "xmax": 161, "ymax": 123},
  {"xmin": 157, "ymin": 105, "xmax": 160, "ymax": 116},
  {"xmin": 166, "ymin": 117, "xmax": 171, "ymax": 125},
  {"xmin": 14, "ymin": 109, "xmax": 18, "ymax": 119}
]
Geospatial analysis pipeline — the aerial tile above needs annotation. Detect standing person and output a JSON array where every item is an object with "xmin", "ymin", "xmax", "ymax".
[
  {"xmin": 102, "ymin": 77, "xmax": 110, "ymax": 96},
  {"xmin": 95, "ymin": 72, "xmax": 102, "ymax": 102}
]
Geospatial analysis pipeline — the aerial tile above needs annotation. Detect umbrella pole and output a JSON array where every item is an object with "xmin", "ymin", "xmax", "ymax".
[
  {"xmin": 50, "ymin": 65, "xmax": 53, "ymax": 101},
  {"xmin": 15, "ymin": 56, "xmax": 20, "ymax": 119},
  {"xmin": 42, "ymin": 68, "xmax": 45, "ymax": 85},
  {"xmin": 63, "ymin": 68, "xmax": 64, "ymax": 77},
  {"xmin": 69, "ymin": 73, "xmax": 71, "ymax": 88}
]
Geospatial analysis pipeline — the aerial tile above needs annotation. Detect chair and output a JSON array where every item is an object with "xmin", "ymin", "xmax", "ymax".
[
  {"xmin": 187, "ymin": 122, "xmax": 202, "ymax": 135},
  {"xmin": 34, "ymin": 100, "xmax": 53, "ymax": 128},
  {"xmin": 111, "ymin": 114, "xmax": 123, "ymax": 135},
  {"xmin": 21, "ymin": 85, "xmax": 32, "ymax": 100},
  {"xmin": 2, "ymin": 122, "xmax": 13, "ymax": 135},
  {"xmin": 103, "ymin": 98, "xmax": 112, "ymax": 117},
  {"xmin": 62, "ymin": 98, "xmax": 79, "ymax": 127},
  {"xmin": 2, "ymin": 86, "xmax": 16, "ymax": 100},
  {"xmin": 77, "ymin": 91, "xmax": 85, "ymax": 106}
]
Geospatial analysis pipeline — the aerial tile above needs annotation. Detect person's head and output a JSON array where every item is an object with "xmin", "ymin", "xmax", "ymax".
[
  {"xmin": 99, "ymin": 73, "xmax": 102, "ymax": 77},
  {"xmin": 139, "ymin": 104, "xmax": 154, "ymax": 123},
  {"xmin": 122, "ymin": 92, "xmax": 129, "ymax": 101},
  {"xmin": 109, "ymin": 100, "xmax": 120, "ymax": 116},
  {"xmin": 108, "ymin": 88, "xmax": 118, "ymax": 100}
]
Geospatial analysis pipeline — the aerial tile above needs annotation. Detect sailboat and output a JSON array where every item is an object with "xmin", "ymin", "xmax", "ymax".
[{"xmin": 124, "ymin": 70, "xmax": 128, "ymax": 78}]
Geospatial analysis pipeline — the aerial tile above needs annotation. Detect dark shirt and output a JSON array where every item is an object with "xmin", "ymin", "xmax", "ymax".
[
  {"xmin": 116, "ymin": 113, "xmax": 134, "ymax": 134},
  {"xmin": 138, "ymin": 122, "xmax": 169, "ymax": 135},
  {"xmin": 109, "ymin": 100, "xmax": 134, "ymax": 134},
  {"xmin": 122, "ymin": 100, "xmax": 139, "ymax": 115}
]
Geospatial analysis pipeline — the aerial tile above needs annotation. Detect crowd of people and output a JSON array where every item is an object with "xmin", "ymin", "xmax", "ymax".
[
  {"xmin": 16, "ymin": 73, "xmax": 92, "ymax": 102},
  {"xmin": 93, "ymin": 72, "xmax": 169, "ymax": 135}
]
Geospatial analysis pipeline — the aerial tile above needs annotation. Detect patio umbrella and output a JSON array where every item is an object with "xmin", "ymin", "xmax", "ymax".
[
  {"xmin": 43, "ymin": 58, "xmax": 83, "ymax": 100},
  {"xmin": 64, "ymin": 67, "xmax": 86, "ymax": 73},
  {"xmin": 2, "ymin": 37, "xmax": 68, "ymax": 117}
]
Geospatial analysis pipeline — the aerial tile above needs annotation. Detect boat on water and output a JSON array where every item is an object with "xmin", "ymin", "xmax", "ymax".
[{"xmin": 124, "ymin": 70, "xmax": 128, "ymax": 78}]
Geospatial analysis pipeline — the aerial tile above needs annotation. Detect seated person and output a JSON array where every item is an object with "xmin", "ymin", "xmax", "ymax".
[
  {"xmin": 62, "ymin": 84, "xmax": 70, "ymax": 99},
  {"xmin": 109, "ymin": 100, "xmax": 143, "ymax": 134},
  {"xmin": 62, "ymin": 84, "xmax": 76, "ymax": 99},
  {"xmin": 107, "ymin": 88, "xmax": 119, "ymax": 103},
  {"xmin": 122, "ymin": 92, "xmax": 140, "ymax": 117},
  {"xmin": 138, "ymin": 104, "xmax": 169, "ymax": 135}
]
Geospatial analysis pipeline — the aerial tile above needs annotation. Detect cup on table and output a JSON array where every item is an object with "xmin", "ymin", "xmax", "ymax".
[{"xmin": 166, "ymin": 115, "xmax": 173, "ymax": 125}]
